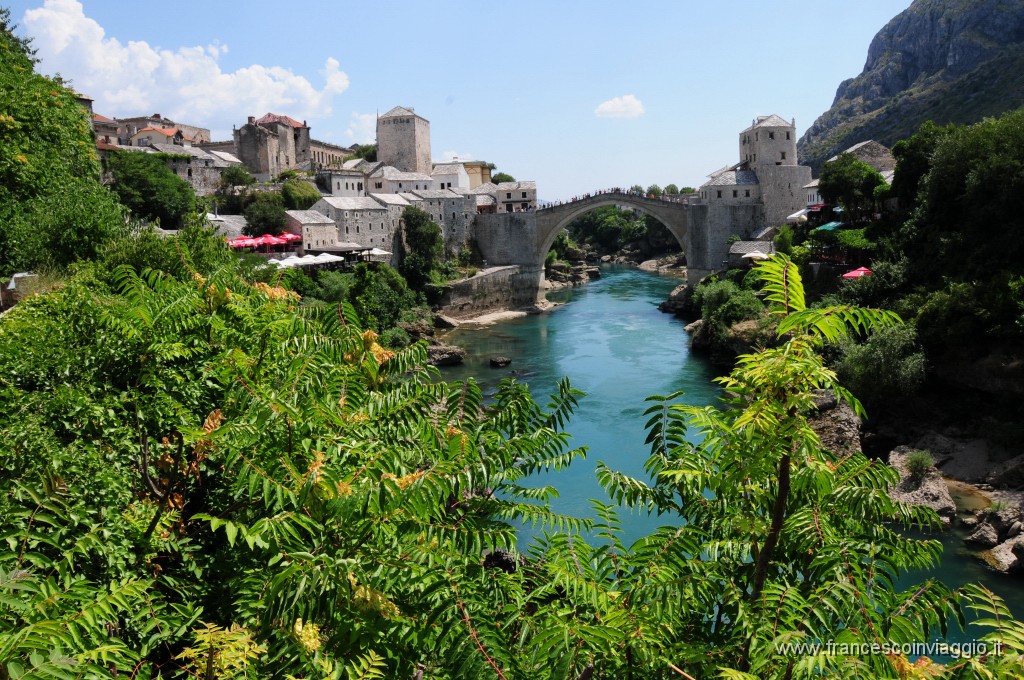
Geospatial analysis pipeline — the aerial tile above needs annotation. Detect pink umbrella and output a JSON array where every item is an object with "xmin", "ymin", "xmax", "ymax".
[
  {"xmin": 278, "ymin": 232, "xmax": 303, "ymax": 242},
  {"xmin": 229, "ymin": 236, "xmax": 258, "ymax": 248},
  {"xmin": 841, "ymin": 267, "xmax": 873, "ymax": 279}
]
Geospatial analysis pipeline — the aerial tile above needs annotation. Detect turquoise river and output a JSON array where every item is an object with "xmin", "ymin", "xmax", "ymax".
[{"xmin": 440, "ymin": 265, "xmax": 1024, "ymax": 634}]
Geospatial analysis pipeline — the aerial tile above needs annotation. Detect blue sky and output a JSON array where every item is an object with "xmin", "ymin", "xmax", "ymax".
[{"xmin": 9, "ymin": 0, "xmax": 911, "ymax": 199}]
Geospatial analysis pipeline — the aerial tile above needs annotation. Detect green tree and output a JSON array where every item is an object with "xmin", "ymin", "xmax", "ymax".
[
  {"xmin": 345, "ymin": 143, "xmax": 377, "ymax": 162},
  {"xmin": 817, "ymin": 153, "xmax": 885, "ymax": 222},
  {"xmin": 629, "ymin": 184, "xmax": 644, "ymax": 194},
  {"xmin": 663, "ymin": 184, "xmax": 679, "ymax": 195},
  {"xmin": 242, "ymin": 192, "xmax": 286, "ymax": 236},
  {"xmin": 835, "ymin": 323, "xmax": 926, "ymax": 409},
  {"xmin": 516, "ymin": 255, "xmax": 955, "ymax": 678},
  {"xmin": 646, "ymin": 184, "xmax": 662, "ymax": 197},
  {"xmin": 106, "ymin": 150, "xmax": 197, "ymax": 229},
  {"xmin": 399, "ymin": 206, "xmax": 442, "ymax": 291},
  {"xmin": 492, "ymin": 171, "xmax": 515, "ymax": 184},
  {"xmin": 0, "ymin": 9, "xmax": 124, "ymax": 274},
  {"xmin": 220, "ymin": 164, "xmax": 255, "ymax": 188},
  {"xmin": 890, "ymin": 120, "xmax": 953, "ymax": 208},
  {"xmin": 348, "ymin": 263, "xmax": 419, "ymax": 330},
  {"xmin": 281, "ymin": 178, "xmax": 321, "ymax": 210}
]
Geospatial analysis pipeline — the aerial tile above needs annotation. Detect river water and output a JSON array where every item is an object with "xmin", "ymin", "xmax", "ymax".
[{"xmin": 440, "ymin": 265, "xmax": 1024, "ymax": 630}]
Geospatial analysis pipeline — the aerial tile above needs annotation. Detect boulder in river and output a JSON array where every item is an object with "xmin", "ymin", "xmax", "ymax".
[
  {"xmin": 427, "ymin": 343, "xmax": 466, "ymax": 367},
  {"xmin": 489, "ymin": 356, "xmax": 512, "ymax": 368}
]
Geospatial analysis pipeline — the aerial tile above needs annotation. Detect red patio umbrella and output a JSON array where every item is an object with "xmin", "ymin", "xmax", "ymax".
[
  {"xmin": 278, "ymin": 232, "xmax": 303, "ymax": 242},
  {"xmin": 252, "ymin": 234, "xmax": 287, "ymax": 246},
  {"xmin": 841, "ymin": 267, "xmax": 873, "ymax": 279},
  {"xmin": 229, "ymin": 236, "xmax": 258, "ymax": 248}
]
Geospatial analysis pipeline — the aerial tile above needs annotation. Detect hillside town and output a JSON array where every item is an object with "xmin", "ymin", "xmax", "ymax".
[{"xmin": 85, "ymin": 101, "xmax": 537, "ymax": 260}]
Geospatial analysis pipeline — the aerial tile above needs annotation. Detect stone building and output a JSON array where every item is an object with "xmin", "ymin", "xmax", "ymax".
[
  {"xmin": 235, "ymin": 113, "xmax": 312, "ymax": 181},
  {"xmin": 376, "ymin": 106, "xmax": 431, "ymax": 175},
  {"xmin": 311, "ymin": 196, "xmax": 392, "ymax": 248},
  {"xmin": 320, "ymin": 168, "xmax": 367, "ymax": 197},
  {"xmin": 495, "ymin": 181, "xmax": 537, "ymax": 212},
  {"xmin": 148, "ymin": 143, "xmax": 238, "ymax": 196},
  {"xmin": 370, "ymin": 193, "xmax": 413, "ymax": 238},
  {"xmin": 409, "ymin": 189, "xmax": 475, "ymax": 252},
  {"xmin": 827, "ymin": 140, "xmax": 895, "ymax": 174},
  {"xmin": 116, "ymin": 114, "xmax": 210, "ymax": 146},
  {"xmin": 92, "ymin": 114, "xmax": 121, "ymax": 144},
  {"xmin": 310, "ymin": 139, "xmax": 353, "ymax": 170},
  {"xmin": 431, "ymin": 162, "xmax": 470, "ymax": 190},
  {"xmin": 462, "ymin": 161, "xmax": 493, "ymax": 189},
  {"xmin": 693, "ymin": 115, "xmax": 812, "ymax": 232},
  {"xmin": 687, "ymin": 115, "xmax": 812, "ymax": 274},
  {"xmin": 285, "ymin": 210, "xmax": 336, "ymax": 252},
  {"xmin": 131, "ymin": 126, "xmax": 197, "ymax": 147},
  {"xmin": 368, "ymin": 165, "xmax": 434, "ymax": 194}
]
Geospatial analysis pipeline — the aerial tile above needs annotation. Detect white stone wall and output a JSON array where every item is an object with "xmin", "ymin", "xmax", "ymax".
[
  {"xmin": 303, "ymin": 224, "xmax": 337, "ymax": 250},
  {"xmin": 432, "ymin": 164, "xmax": 470, "ymax": 190},
  {"xmin": 757, "ymin": 165, "xmax": 813, "ymax": 227},
  {"xmin": 496, "ymin": 182, "xmax": 537, "ymax": 212},
  {"xmin": 702, "ymin": 183, "xmax": 761, "ymax": 206},
  {"xmin": 325, "ymin": 171, "xmax": 366, "ymax": 196},
  {"xmin": 741, "ymin": 124, "xmax": 798, "ymax": 169}
]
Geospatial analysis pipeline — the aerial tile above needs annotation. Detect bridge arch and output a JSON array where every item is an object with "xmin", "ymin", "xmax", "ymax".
[{"xmin": 534, "ymin": 192, "xmax": 689, "ymax": 268}]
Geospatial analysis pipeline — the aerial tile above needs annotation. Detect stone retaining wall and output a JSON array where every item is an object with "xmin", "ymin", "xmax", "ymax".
[{"xmin": 436, "ymin": 265, "xmax": 542, "ymax": 319}]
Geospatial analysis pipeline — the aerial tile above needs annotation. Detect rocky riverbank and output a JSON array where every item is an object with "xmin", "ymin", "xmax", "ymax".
[{"xmin": 811, "ymin": 399, "xmax": 1024, "ymax": 575}]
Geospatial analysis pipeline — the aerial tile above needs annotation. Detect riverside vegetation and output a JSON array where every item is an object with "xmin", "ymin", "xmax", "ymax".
[{"xmin": 7, "ymin": 11, "xmax": 1024, "ymax": 679}]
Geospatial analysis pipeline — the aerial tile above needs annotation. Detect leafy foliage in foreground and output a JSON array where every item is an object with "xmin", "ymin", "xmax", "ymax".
[
  {"xmin": 0, "ymin": 257, "xmax": 587, "ymax": 677},
  {"xmin": 3, "ymin": 245, "xmax": 1024, "ymax": 678}
]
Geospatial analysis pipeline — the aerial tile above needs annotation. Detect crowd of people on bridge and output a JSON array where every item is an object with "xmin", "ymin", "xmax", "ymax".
[{"xmin": 538, "ymin": 187, "xmax": 689, "ymax": 210}]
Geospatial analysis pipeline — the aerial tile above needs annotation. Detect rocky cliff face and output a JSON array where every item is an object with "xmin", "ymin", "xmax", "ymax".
[{"xmin": 798, "ymin": 0, "xmax": 1024, "ymax": 171}]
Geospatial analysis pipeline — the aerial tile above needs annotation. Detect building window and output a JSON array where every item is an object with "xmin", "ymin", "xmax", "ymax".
[
  {"xmin": 732, "ymin": 190, "xmax": 738, "ymax": 198},
  {"xmin": 337, "ymin": 182, "xmax": 340, "ymax": 190},
  {"xmin": 768, "ymin": 131, "xmax": 775, "ymax": 140},
  {"xmin": 521, "ymin": 202, "xmax": 528, "ymax": 209},
  {"xmin": 358, "ymin": 182, "xmax": 363, "ymax": 191},
  {"xmin": 521, "ymin": 192, "xmax": 527, "ymax": 198},
  {"xmin": 745, "ymin": 189, "xmax": 750, "ymax": 197},
  {"xmin": 375, "ymin": 182, "xmax": 382, "ymax": 189},
  {"xmin": 753, "ymin": 154, "xmax": 756, "ymax": 163},
  {"xmin": 786, "ymin": 131, "xmax": 791, "ymax": 140},
  {"xmin": 716, "ymin": 190, "xmax": 722, "ymax": 198},
  {"xmin": 781, "ymin": 151, "xmax": 786, "ymax": 160},
  {"xmin": 506, "ymin": 192, "xmax": 512, "ymax": 199},
  {"xmin": 399, "ymin": 183, "xmax": 403, "ymax": 189}
]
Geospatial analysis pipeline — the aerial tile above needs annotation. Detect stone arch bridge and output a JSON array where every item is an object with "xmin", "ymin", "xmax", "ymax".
[{"xmin": 467, "ymin": 190, "xmax": 739, "ymax": 307}]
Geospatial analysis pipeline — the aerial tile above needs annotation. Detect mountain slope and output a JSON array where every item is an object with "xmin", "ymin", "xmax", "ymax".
[{"xmin": 798, "ymin": 0, "xmax": 1024, "ymax": 171}]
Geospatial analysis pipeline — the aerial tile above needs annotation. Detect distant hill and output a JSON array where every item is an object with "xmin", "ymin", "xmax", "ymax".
[{"xmin": 798, "ymin": 0, "xmax": 1024, "ymax": 172}]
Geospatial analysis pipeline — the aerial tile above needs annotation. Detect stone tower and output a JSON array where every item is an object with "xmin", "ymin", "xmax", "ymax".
[
  {"xmin": 738, "ymin": 115, "xmax": 811, "ymax": 227},
  {"xmin": 376, "ymin": 106, "xmax": 431, "ymax": 175}
]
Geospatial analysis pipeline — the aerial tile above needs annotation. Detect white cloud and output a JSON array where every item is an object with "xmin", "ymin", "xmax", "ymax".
[
  {"xmin": 22, "ymin": 0, "xmax": 350, "ymax": 139},
  {"xmin": 442, "ymin": 150, "xmax": 474, "ymax": 161},
  {"xmin": 344, "ymin": 113, "xmax": 376, "ymax": 143},
  {"xmin": 594, "ymin": 94, "xmax": 645, "ymax": 119}
]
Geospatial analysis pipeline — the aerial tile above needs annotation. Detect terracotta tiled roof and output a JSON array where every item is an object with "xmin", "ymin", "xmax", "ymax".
[
  {"xmin": 93, "ymin": 113, "xmax": 115, "ymax": 123},
  {"xmin": 256, "ymin": 113, "xmax": 307, "ymax": 128}
]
